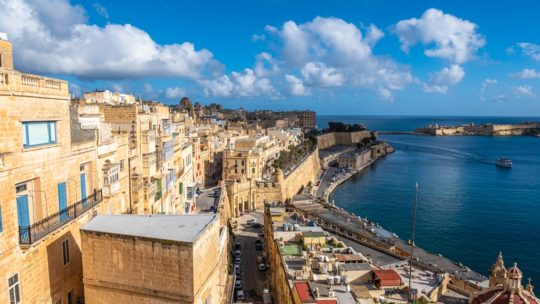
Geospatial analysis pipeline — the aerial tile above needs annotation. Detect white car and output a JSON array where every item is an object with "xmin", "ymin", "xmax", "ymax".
[
  {"xmin": 258, "ymin": 263, "xmax": 266, "ymax": 271},
  {"xmin": 236, "ymin": 290, "xmax": 245, "ymax": 301},
  {"xmin": 235, "ymin": 257, "xmax": 241, "ymax": 264},
  {"xmin": 235, "ymin": 250, "xmax": 241, "ymax": 257}
]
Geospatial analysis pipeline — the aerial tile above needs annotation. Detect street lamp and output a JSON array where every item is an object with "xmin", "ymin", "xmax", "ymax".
[{"xmin": 408, "ymin": 182, "xmax": 419, "ymax": 304}]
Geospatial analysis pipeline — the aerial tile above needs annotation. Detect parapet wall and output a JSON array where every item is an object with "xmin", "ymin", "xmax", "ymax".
[
  {"xmin": 317, "ymin": 131, "xmax": 371, "ymax": 149},
  {"xmin": 281, "ymin": 149, "xmax": 321, "ymax": 200}
]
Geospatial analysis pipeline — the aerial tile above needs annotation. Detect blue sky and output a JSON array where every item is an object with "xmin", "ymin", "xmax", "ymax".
[{"xmin": 1, "ymin": 0, "xmax": 540, "ymax": 116}]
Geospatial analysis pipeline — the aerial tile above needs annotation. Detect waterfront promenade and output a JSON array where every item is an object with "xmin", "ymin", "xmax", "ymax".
[
  {"xmin": 292, "ymin": 196, "xmax": 487, "ymax": 284},
  {"xmin": 300, "ymin": 148, "xmax": 488, "ymax": 287}
]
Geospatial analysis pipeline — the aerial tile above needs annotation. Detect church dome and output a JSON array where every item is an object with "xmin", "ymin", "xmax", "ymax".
[{"xmin": 507, "ymin": 263, "xmax": 523, "ymax": 278}]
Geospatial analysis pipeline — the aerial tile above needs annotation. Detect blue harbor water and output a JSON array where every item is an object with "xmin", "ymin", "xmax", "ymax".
[{"xmin": 320, "ymin": 115, "xmax": 540, "ymax": 284}]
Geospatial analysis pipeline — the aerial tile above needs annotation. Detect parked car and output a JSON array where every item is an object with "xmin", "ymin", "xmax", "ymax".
[
  {"xmin": 235, "ymin": 290, "xmax": 245, "ymax": 301},
  {"xmin": 257, "ymin": 255, "xmax": 264, "ymax": 264},
  {"xmin": 235, "ymin": 257, "xmax": 241, "ymax": 264},
  {"xmin": 235, "ymin": 279, "xmax": 243, "ymax": 290},
  {"xmin": 255, "ymin": 239, "xmax": 262, "ymax": 244},
  {"xmin": 252, "ymin": 223, "xmax": 262, "ymax": 228},
  {"xmin": 234, "ymin": 264, "xmax": 241, "ymax": 275},
  {"xmin": 235, "ymin": 250, "xmax": 241, "ymax": 257},
  {"xmin": 235, "ymin": 243, "xmax": 241, "ymax": 250},
  {"xmin": 258, "ymin": 263, "xmax": 266, "ymax": 271},
  {"xmin": 255, "ymin": 243, "xmax": 263, "ymax": 251}
]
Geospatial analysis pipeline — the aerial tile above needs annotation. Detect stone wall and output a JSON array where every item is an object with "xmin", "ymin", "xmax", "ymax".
[
  {"xmin": 281, "ymin": 149, "xmax": 320, "ymax": 200},
  {"xmin": 316, "ymin": 131, "xmax": 371, "ymax": 149}
]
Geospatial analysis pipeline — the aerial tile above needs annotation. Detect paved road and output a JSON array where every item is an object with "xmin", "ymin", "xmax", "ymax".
[
  {"xmin": 233, "ymin": 211, "xmax": 267, "ymax": 303},
  {"xmin": 196, "ymin": 187, "xmax": 219, "ymax": 213},
  {"xmin": 315, "ymin": 167, "xmax": 337, "ymax": 198}
]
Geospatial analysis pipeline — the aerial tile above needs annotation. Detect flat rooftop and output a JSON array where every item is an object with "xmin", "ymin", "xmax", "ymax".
[{"xmin": 81, "ymin": 214, "xmax": 216, "ymax": 243}]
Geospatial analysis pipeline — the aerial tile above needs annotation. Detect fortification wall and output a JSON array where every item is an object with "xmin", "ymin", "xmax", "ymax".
[
  {"xmin": 281, "ymin": 149, "xmax": 321, "ymax": 200},
  {"xmin": 317, "ymin": 131, "xmax": 371, "ymax": 149}
]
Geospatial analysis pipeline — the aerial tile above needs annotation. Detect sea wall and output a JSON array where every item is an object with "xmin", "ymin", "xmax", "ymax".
[
  {"xmin": 416, "ymin": 123, "xmax": 540, "ymax": 136},
  {"xmin": 317, "ymin": 131, "xmax": 371, "ymax": 149}
]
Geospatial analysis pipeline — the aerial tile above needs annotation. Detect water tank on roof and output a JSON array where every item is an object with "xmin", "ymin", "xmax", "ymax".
[
  {"xmin": 335, "ymin": 276, "xmax": 341, "ymax": 285},
  {"xmin": 294, "ymin": 224, "xmax": 300, "ymax": 231},
  {"xmin": 327, "ymin": 276, "xmax": 334, "ymax": 285}
]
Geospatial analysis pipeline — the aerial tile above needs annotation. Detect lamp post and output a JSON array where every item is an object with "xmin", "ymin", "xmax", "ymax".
[{"xmin": 408, "ymin": 182, "xmax": 419, "ymax": 304}]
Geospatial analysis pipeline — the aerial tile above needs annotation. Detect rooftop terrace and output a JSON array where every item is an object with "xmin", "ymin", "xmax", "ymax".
[{"xmin": 82, "ymin": 214, "xmax": 216, "ymax": 243}]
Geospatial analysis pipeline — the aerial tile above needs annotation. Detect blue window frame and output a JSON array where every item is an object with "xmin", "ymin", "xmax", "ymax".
[{"xmin": 22, "ymin": 121, "xmax": 57, "ymax": 148}]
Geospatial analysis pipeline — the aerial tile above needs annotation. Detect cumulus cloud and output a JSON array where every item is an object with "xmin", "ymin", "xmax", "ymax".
[
  {"xmin": 165, "ymin": 86, "xmax": 186, "ymax": 99},
  {"xmin": 0, "ymin": 0, "xmax": 219, "ymax": 80},
  {"xmin": 200, "ymin": 68, "xmax": 275, "ymax": 97},
  {"xmin": 301, "ymin": 62, "xmax": 345, "ymax": 87},
  {"xmin": 421, "ymin": 64, "xmax": 465, "ymax": 93},
  {"xmin": 254, "ymin": 52, "xmax": 280, "ymax": 77},
  {"xmin": 285, "ymin": 75, "xmax": 310, "ymax": 96},
  {"xmin": 263, "ymin": 16, "xmax": 412, "ymax": 100},
  {"xmin": 511, "ymin": 68, "xmax": 540, "ymax": 79},
  {"xmin": 394, "ymin": 8, "xmax": 485, "ymax": 64},
  {"xmin": 516, "ymin": 42, "xmax": 540, "ymax": 61},
  {"xmin": 513, "ymin": 85, "xmax": 535, "ymax": 98}
]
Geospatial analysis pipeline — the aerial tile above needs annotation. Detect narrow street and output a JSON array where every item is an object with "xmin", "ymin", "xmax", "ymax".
[{"xmin": 233, "ymin": 210, "xmax": 268, "ymax": 303}]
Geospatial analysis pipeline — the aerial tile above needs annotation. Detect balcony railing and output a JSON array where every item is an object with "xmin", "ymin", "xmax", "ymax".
[{"xmin": 18, "ymin": 189, "xmax": 103, "ymax": 246}]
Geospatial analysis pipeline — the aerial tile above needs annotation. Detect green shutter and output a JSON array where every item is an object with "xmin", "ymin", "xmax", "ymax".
[
  {"xmin": 179, "ymin": 182, "xmax": 183, "ymax": 194},
  {"xmin": 155, "ymin": 179, "xmax": 162, "ymax": 201}
]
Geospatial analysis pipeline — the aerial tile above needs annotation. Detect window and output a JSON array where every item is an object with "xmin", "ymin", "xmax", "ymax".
[
  {"xmin": 179, "ymin": 182, "xmax": 183, "ymax": 195},
  {"xmin": 22, "ymin": 121, "xmax": 57, "ymax": 147},
  {"xmin": 62, "ymin": 239, "xmax": 70, "ymax": 265},
  {"xmin": 8, "ymin": 274, "xmax": 20, "ymax": 304},
  {"xmin": 0, "ymin": 205, "xmax": 3, "ymax": 233},
  {"xmin": 120, "ymin": 160, "xmax": 125, "ymax": 172}
]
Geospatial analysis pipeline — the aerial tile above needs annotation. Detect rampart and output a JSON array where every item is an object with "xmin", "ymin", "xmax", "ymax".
[{"xmin": 316, "ymin": 131, "xmax": 371, "ymax": 149}]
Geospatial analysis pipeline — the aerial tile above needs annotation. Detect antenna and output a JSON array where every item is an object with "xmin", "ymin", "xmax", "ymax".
[{"xmin": 408, "ymin": 182, "xmax": 419, "ymax": 303}]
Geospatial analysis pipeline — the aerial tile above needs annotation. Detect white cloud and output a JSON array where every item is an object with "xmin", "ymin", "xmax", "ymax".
[
  {"xmin": 0, "ymin": 0, "xmax": 219, "ymax": 79},
  {"xmin": 112, "ymin": 83, "xmax": 125, "ymax": 93},
  {"xmin": 421, "ymin": 64, "xmax": 465, "ymax": 93},
  {"xmin": 513, "ymin": 85, "xmax": 535, "ymax": 98},
  {"xmin": 301, "ymin": 62, "xmax": 345, "ymax": 87},
  {"xmin": 516, "ymin": 42, "xmax": 540, "ymax": 61},
  {"xmin": 365, "ymin": 24, "xmax": 385, "ymax": 46},
  {"xmin": 480, "ymin": 78, "xmax": 497, "ymax": 93},
  {"xmin": 394, "ymin": 8, "xmax": 485, "ymax": 64},
  {"xmin": 285, "ymin": 75, "xmax": 310, "ymax": 96},
  {"xmin": 254, "ymin": 52, "xmax": 279, "ymax": 77},
  {"xmin": 483, "ymin": 79, "xmax": 498, "ymax": 85},
  {"xmin": 251, "ymin": 34, "xmax": 265, "ymax": 42},
  {"xmin": 92, "ymin": 3, "xmax": 109, "ymax": 19},
  {"xmin": 201, "ymin": 68, "xmax": 275, "ymax": 98},
  {"xmin": 511, "ymin": 68, "xmax": 540, "ymax": 79},
  {"xmin": 165, "ymin": 86, "xmax": 186, "ymax": 99},
  {"xmin": 265, "ymin": 16, "xmax": 413, "ymax": 100}
]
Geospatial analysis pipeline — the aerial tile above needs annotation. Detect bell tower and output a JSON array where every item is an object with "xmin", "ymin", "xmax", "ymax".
[
  {"xmin": 0, "ymin": 32, "xmax": 14, "ymax": 70},
  {"xmin": 489, "ymin": 252, "xmax": 508, "ymax": 287}
]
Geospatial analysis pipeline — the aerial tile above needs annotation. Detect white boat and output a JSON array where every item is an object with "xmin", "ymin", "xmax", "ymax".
[{"xmin": 496, "ymin": 158, "xmax": 512, "ymax": 168}]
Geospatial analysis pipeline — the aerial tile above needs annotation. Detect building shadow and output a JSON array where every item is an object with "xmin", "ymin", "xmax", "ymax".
[{"xmin": 46, "ymin": 230, "xmax": 84, "ymax": 304}]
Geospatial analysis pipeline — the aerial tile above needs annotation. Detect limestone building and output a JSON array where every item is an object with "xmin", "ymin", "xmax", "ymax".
[
  {"xmin": 0, "ymin": 35, "xmax": 107, "ymax": 303},
  {"xmin": 81, "ymin": 214, "xmax": 229, "ymax": 304}
]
